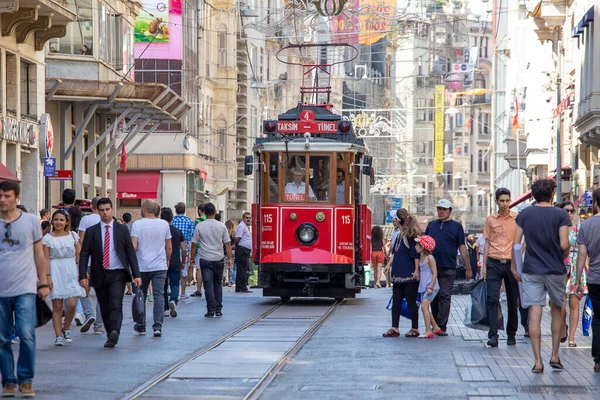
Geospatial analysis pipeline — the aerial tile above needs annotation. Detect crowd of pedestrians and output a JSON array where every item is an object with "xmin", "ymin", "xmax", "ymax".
[
  {"xmin": 0, "ymin": 181, "xmax": 254, "ymax": 397},
  {"xmin": 380, "ymin": 178, "xmax": 600, "ymax": 374}
]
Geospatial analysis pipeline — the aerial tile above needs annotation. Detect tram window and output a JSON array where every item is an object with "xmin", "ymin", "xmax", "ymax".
[
  {"xmin": 284, "ymin": 155, "xmax": 314, "ymax": 201},
  {"xmin": 308, "ymin": 155, "xmax": 331, "ymax": 202},
  {"xmin": 267, "ymin": 153, "xmax": 278, "ymax": 203}
]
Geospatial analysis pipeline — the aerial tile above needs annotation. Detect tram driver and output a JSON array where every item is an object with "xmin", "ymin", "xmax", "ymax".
[{"xmin": 285, "ymin": 168, "xmax": 317, "ymax": 201}]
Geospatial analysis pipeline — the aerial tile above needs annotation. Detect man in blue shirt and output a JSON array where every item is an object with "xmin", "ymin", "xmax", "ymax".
[
  {"xmin": 172, "ymin": 203, "xmax": 195, "ymax": 300},
  {"xmin": 425, "ymin": 199, "xmax": 471, "ymax": 335}
]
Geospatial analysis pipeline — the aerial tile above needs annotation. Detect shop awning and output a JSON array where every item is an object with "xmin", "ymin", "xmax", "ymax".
[
  {"xmin": 510, "ymin": 190, "xmax": 532, "ymax": 208},
  {"xmin": 0, "ymin": 163, "xmax": 21, "ymax": 183},
  {"xmin": 116, "ymin": 171, "xmax": 160, "ymax": 199}
]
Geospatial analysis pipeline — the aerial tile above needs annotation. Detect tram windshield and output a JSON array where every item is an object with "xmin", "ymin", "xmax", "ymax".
[{"xmin": 262, "ymin": 152, "xmax": 352, "ymax": 204}]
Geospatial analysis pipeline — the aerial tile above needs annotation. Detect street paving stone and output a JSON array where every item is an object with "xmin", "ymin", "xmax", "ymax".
[
  {"xmin": 259, "ymin": 287, "xmax": 600, "ymax": 400},
  {"xmin": 17, "ymin": 284, "xmax": 600, "ymax": 399}
]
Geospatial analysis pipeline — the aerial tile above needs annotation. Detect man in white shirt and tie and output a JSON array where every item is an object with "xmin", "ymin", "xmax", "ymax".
[
  {"xmin": 285, "ymin": 169, "xmax": 316, "ymax": 201},
  {"xmin": 79, "ymin": 198, "xmax": 141, "ymax": 348}
]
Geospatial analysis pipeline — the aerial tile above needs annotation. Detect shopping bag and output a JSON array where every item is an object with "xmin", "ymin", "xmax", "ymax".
[
  {"xmin": 131, "ymin": 288, "xmax": 145, "ymax": 325},
  {"xmin": 582, "ymin": 294, "xmax": 593, "ymax": 337},
  {"xmin": 36, "ymin": 295, "xmax": 52, "ymax": 328},
  {"xmin": 400, "ymin": 293, "xmax": 422, "ymax": 319},
  {"xmin": 464, "ymin": 279, "xmax": 504, "ymax": 331},
  {"xmin": 386, "ymin": 296, "xmax": 393, "ymax": 310}
]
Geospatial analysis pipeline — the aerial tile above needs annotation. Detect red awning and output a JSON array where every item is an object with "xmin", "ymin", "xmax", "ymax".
[
  {"xmin": 573, "ymin": 192, "xmax": 586, "ymax": 207},
  {"xmin": 116, "ymin": 171, "xmax": 159, "ymax": 199},
  {"xmin": 0, "ymin": 163, "xmax": 21, "ymax": 183},
  {"xmin": 510, "ymin": 190, "xmax": 532, "ymax": 208}
]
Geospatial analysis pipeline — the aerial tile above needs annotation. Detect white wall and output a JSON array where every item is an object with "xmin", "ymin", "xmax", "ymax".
[
  {"xmin": 160, "ymin": 171, "xmax": 186, "ymax": 209},
  {"xmin": 129, "ymin": 132, "xmax": 196, "ymax": 155}
]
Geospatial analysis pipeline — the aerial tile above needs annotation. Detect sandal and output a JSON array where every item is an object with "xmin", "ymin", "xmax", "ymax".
[
  {"xmin": 418, "ymin": 332, "xmax": 434, "ymax": 339},
  {"xmin": 568, "ymin": 342, "xmax": 577, "ymax": 347},
  {"xmin": 405, "ymin": 329, "xmax": 420, "ymax": 337},
  {"xmin": 532, "ymin": 364, "xmax": 544, "ymax": 373},
  {"xmin": 433, "ymin": 328, "xmax": 443, "ymax": 335},
  {"xmin": 549, "ymin": 358, "xmax": 564, "ymax": 370},
  {"xmin": 561, "ymin": 324, "xmax": 568, "ymax": 343},
  {"xmin": 382, "ymin": 329, "xmax": 400, "ymax": 338}
]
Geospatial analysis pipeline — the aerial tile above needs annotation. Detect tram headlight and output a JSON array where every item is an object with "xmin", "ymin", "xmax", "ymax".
[{"xmin": 296, "ymin": 223, "xmax": 318, "ymax": 246}]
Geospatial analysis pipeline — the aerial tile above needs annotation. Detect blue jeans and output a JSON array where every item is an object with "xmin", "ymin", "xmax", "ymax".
[
  {"xmin": 200, "ymin": 259, "xmax": 224, "ymax": 313},
  {"xmin": 0, "ymin": 294, "xmax": 36, "ymax": 386},
  {"xmin": 139, "ymin": 271, "xmax": 167, "ymax": 331},
  {"xmin": 232, "ymin": 263, "xmax": 237, "ymax": 284},
  {"xmin": 163, "ymin": 268, "xmax": 181, "ymax": 310}
]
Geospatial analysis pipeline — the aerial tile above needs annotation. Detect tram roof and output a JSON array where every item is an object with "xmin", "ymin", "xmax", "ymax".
[{"xmin": 254, "ymin": 138, "xmax": 368, "ymax": 153}]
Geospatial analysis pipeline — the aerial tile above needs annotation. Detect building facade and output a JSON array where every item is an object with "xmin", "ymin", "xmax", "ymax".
[
  {"xmin": 0, "ymin": 0, "xmax": 75, "ymax": 209},
  {"xmin": 44, "ymin": 0, "xmax": 188, "ymax": 211}
]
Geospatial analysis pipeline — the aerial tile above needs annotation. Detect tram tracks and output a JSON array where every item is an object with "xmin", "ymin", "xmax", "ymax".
[{"xmin": 122, "ymin": 298, "xmax": 342, "ymax": 400}]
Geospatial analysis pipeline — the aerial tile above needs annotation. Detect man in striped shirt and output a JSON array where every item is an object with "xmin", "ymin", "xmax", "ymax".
[{"xmin": 172, "ymin": 203, "xmax": 195, "ymax": 300}]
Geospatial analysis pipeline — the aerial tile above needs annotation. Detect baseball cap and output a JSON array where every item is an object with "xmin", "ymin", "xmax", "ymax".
[{"xmin": 437, "ymin": 199, "xmax": 453, "ymax": 209}]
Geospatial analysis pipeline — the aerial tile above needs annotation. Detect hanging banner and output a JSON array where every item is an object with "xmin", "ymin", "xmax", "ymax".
[{"xmin": 434, "ymin": 85, "xmax": 445, "ymax": 173}]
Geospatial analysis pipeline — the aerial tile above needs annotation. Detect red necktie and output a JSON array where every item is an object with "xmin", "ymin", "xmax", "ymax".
[{"xmin": 102, "ymin": 225, "xmax": 110, "ymax": 269}]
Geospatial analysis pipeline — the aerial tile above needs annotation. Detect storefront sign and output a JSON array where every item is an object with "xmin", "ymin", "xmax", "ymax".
[
  {"xmin": 434, "ymin": 85, "xmax": 445, "ymax": 173},
  {"xmin": 553, "ymin": 92, "xmax": 574, "ymax": 118},
  {"xmin": 39, "ymin": 114, "xmax": 54, "ymax": 158},
  {"xmin": 0, "ymin": 117, "xmax": 37, "ymax": 146}
]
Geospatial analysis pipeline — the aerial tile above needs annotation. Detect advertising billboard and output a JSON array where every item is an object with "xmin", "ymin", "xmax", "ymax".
[
  {"xmin": 134, "ymin": 0, "xmax": 182, "ymax": 59},
  {"xmin": 330, "ymin": 0, "xmax": 394, "ymax": 45}
]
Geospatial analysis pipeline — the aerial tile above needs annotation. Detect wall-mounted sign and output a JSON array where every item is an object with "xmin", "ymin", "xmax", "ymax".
[
  {"xmin": 0, "ymin": 117, "xmax": 38, "ymax": 146},
  {"xmin": 39, "ymin": 114, "xmax": 54, "ymax": 158},
  {"xmin": 48, "ymin": 170, "xmax": 73, "ymax": 181},
  {"xmin": 43, "ymin": 158, "xmax": 56, "ymax": 177},
  {"xmin": 553, "ymin": 92, "xmax": 575, "ymax": 118}
]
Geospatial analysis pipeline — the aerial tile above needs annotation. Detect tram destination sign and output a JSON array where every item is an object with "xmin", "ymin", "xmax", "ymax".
[{"xmin": 277, "ymin": 110, "xmax": 337, "ymax": 134}]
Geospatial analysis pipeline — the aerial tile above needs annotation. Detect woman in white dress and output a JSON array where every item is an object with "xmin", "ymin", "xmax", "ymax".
[{"xmin": 43, "ymin": 210, "xmax": 86, "ymax": 346}]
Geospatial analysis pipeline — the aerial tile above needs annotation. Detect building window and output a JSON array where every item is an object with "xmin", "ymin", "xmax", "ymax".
[
  {"xmin": 428, "ymin": 99, "xmax": 434, "ymax": 121},
  {"xmin": 187, "ymin": 172, "xmax": 203, "ymax": 208},
  {"xmin": 118, "ymin": 199, "xmax": 142, "ymax": 208},
  {"xmin": 20, "ymin": 59, "xmax": 37, "ymax": 120},
  {"xmin": 217, "ymin": 27, "xmax": 228, "ymax": 67},
  {"xmin": 416, "ymin": 99, "xmax": 426, "ymax": 121},
  {"xmin": 478, "ymin": 149, "xmax": 489, "ymax": 172},
  {"xmin": 98, "ymin": 4, "xmax": 132, "ymax": 73},
  {"xmin": 5, "ymin": 53, "xmax": 17, "ymax": 117},
  {"xmin": 482, "ymin": 113, "xmax": 490, "ymax": 134},
  {"xmin": 48, "ymin": 0, "xmax": 93, "ymax": 56}
]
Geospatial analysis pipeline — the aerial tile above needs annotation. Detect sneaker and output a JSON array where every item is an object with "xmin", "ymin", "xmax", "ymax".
[
  {"xmin": 180, "ymin": 293, "xmax": 190, "ymax": 300},
  {"xmin": 2, "ymin": 384, "xmax": 17, "ymax": 397},
  {"xmin": 94, "ymin": 328, "xmax": 105, "ymax": 335},
  {"xmin": 74, "ymin": 313, "xmax": 84, "ymax": 326},
  {"xmin": 80, "ymin": 316, "xmax": 96, "ymax": 333},
  {"xmin": 134, "ymin": 325, "xmax": 146, "ymax": 335},
  {"xmin": 204, "ymin": 312, "xmax": 215, "ymax": 318},
  {"xmin": 148, "ymin": 295, "xmax": 154, "ymax": 302},
  {"xmin": 54, "ymin": 336, "xmax": 65, "ymax": 347},
  {"xmin": 63, "ymin": 330, "xmax": 72, "ymax": 343},
  {"xmin": 164, "ymin": 310, "xmax": 170, "ymax": 317},
  {"xmin": 18, "ymin": 383, "xmax": 34, "ymax": 398},
  {"xmin": 191, "ymin": 291, "xmax": 202, "ymax": 297},
  {"xmin": 215, "ymin": 310, "xmax": 223, "ymax": 317},
  {"xmin": 153, "ymin": 330, "xmax": 162, "ymax": 337},
  {"xmin": 169, "ymin": 300, "xmax": 177, "ymax": 317}
]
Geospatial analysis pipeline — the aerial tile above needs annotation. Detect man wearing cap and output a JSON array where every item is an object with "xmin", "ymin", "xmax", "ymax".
[
  {"xmin": 285, "ymin": 169, "xmax": 316, "ymax": 200},
  {"xmin": 425, "ymin": 199, "xmax": 471, "ymax": 335},
  {"xmin": 482, "ymin": 187, "xmax": 520, "ymax": 347}
]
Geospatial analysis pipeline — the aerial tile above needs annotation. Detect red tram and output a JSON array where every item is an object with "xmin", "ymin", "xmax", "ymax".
[{"xmin": 243, "ymin": 44, "xmax": 373, "ymax": 301}]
